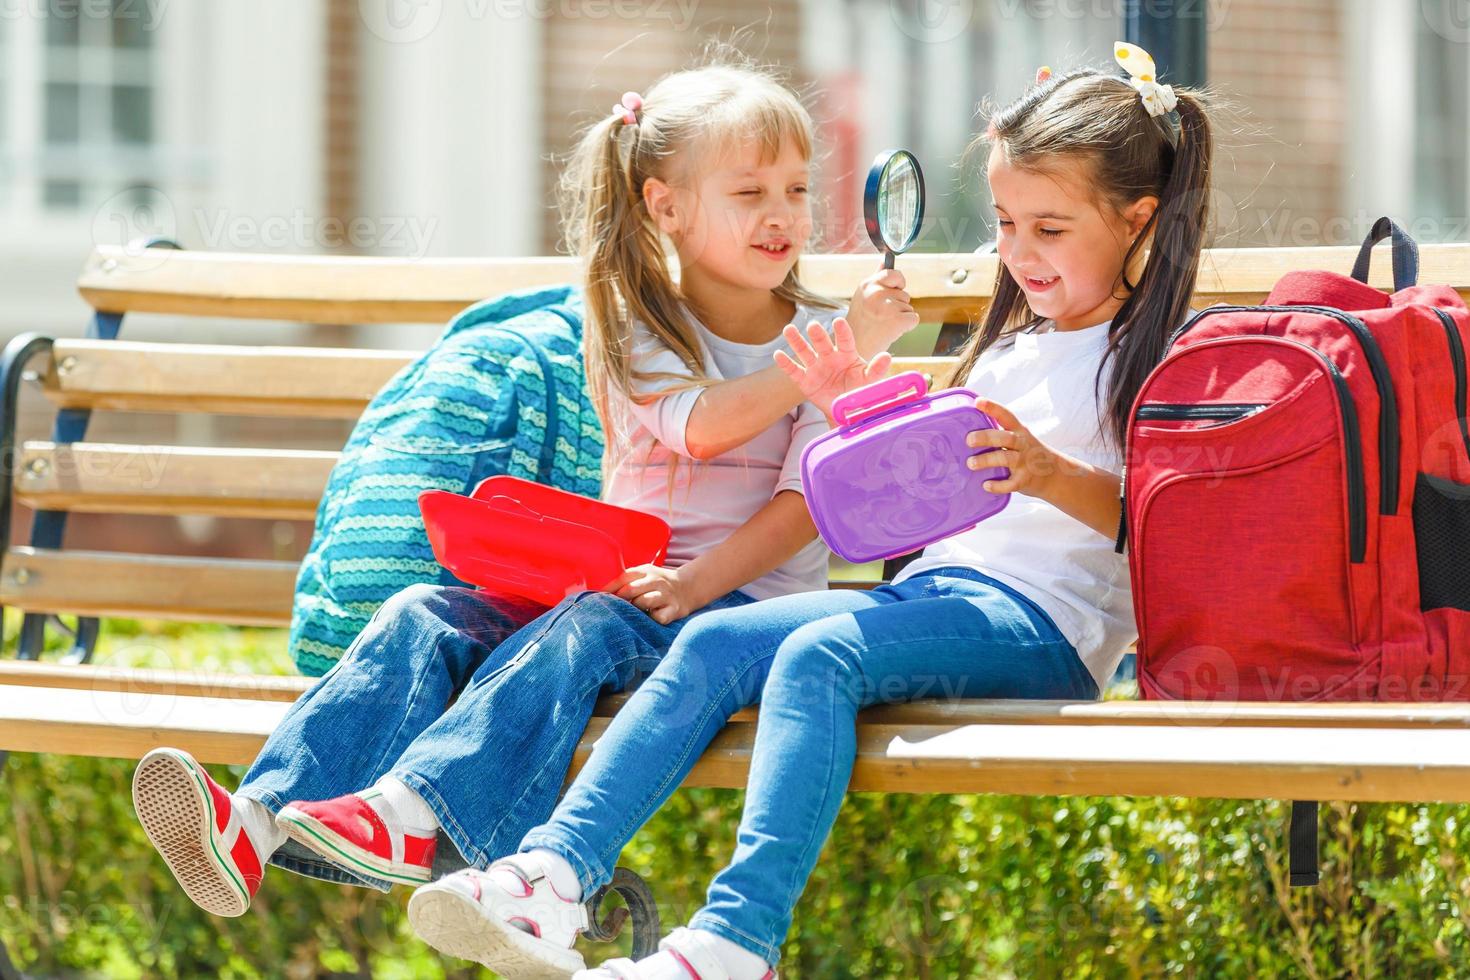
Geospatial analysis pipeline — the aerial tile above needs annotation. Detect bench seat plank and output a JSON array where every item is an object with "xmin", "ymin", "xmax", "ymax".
[
  {"xmin": 1, "ymin": 663, "xmax": 1466, "ymax": 729},
  {"xmin": 6, "ymin": 685, "xmax": 1470, "ymax": 801},
  {"xmin": 879, "ymin": 722, "xmax": 1470, "ymax": 800}
]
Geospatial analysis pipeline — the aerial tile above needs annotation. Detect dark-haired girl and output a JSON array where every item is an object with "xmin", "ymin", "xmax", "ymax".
[{"xmin": 431, "ymin": 43, "xmax": 1217, "ymax": 980}]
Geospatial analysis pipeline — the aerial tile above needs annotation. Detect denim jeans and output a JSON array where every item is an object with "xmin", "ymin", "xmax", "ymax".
[
  {"xmin": 519, "ymin": 567, "xmax": 1098, "ymax": 964},
  {"xmin": 236, "ymin": 582, "xmax": 753, "ymax": 891}
]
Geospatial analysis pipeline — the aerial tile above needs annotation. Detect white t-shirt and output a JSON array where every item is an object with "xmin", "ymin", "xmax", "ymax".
[
  {"xmin": 600, "ymin": 303, "xmax": 839, "ymax": 601},
  {"xmin": 893, "ymin": 316, "xmax": 1136, "ymax": 690}
]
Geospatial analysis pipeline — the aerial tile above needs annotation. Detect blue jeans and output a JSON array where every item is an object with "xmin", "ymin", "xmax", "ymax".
[
  {"xmin": 237, "ymin": 582, "xmax": 753, "ymax": 891},
  {"xmin": 519, "ymin": 567, "xmax": 1098, "ymax": 964}
]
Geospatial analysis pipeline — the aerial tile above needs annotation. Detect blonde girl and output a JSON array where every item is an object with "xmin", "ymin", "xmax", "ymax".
[{"xmin": 130, "ymin": 59, "xmax": 916, "ymax": 925}]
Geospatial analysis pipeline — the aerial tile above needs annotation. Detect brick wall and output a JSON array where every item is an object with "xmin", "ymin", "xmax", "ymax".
[
  {"xmin": 1206, "ymin": 0, "xmax": 1347, "ymax": 248},
  {"xmin": 538, "ymin": 1, "xmax": 805, "ymax": 252},
  {"xmin": 324, "ymin": 0, "xmax": 361, "ymax": 250}
]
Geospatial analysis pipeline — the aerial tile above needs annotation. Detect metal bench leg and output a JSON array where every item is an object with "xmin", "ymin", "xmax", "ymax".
[
  {"xmin": 0, "ymin": 333, "xmax": 55, "ymax": 658},
  {"xmin": 1289, "ymin": 800, "xmax": 1319, "ymax": 887},
  {"xmin": 12, "ymin": 240, "xmax": 177, "ymax": 661},
  {"xmin": 583, "ymin": 867, "xmax": 661, "ymax": 960},
  {"xmin": 12, "ymin": 309, "xmax": 125, "ymax": 662}
]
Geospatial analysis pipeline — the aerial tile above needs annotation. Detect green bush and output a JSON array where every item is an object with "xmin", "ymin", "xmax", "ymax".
[{"xmin": 2, "ymin": 619, "xmax": 1469, "ymax": 977}]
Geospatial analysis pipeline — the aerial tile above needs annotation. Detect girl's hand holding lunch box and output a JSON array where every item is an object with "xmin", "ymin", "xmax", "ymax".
[
  {"xmin": 776, "ymin": 322, "xmax": 1122, "ymax": 540},
  {"xmin": 965, "ymin": 398, "xmax": 1063, "ymax": 499},
  {"xmin": 969, "ymin": 396, "xmax": 1124, "ymax": 540}
]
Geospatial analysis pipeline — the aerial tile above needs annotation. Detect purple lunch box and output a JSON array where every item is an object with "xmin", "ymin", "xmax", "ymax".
[{"xmin": 800, "ymin": 371, "xmax": 1011, "ymax": 563}]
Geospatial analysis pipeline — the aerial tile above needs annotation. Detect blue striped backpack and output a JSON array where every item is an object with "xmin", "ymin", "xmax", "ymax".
[{"xmin": 288, "ymin": 285, "xmax": 604, "ymax": 675}]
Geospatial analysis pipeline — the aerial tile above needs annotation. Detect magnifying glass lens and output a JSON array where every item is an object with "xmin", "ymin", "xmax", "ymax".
[
  {"xmin": 880, "ymin": 157, "xmax": 919, "ymax": 249},
  {"xmin": 864, "ymin": 149, "xmax": 926, "ymax": 260}
]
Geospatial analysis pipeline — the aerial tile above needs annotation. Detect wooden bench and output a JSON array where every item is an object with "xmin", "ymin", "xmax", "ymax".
[
  {"xmin": 8, "ymin": 660, "xmax": 1470, "ymax": 802},
  {"xmin": 3, "ymin": 242, "xmax": 1470, "ymax": 962}
]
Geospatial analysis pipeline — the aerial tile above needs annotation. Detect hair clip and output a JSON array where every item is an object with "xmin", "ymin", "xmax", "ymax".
[
  {"xmin": 611, "ymin": 90, "xmax": 643, "ymax": 126},
  {"xmin": 1034, "ymin": 65, "xmax": 1052, "ymax": 84},
  {"xmin": 1113, "ymin": 41, "xmax": 1177, "ymax": 118}
]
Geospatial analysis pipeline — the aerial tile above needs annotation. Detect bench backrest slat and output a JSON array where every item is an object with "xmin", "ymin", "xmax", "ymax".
[
  {"xmin": 0, "ymin": 547, "xmax": 298, "ymax": 627},
  {"xmin": 18, "ymin": 242, "xmax": 1466, "ymax": 638},
  {"xmin": 79, "ymin": 243, "xmax": 1470, "ymax": 324},
  {"xmin": 41, "ymin": 340, "xmax": 955, "ymax": 418},
  {"xmin": 15, "ymin": 442, "xmax": 337, "ymax": 521}
]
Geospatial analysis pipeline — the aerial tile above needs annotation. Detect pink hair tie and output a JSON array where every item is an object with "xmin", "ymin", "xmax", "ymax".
[
  {"xmin": 611, "ymin": 90, "xmax": 643, "ymax": 126},
  {"xmin": 1035, "ymin": 65, "xmax": 1052, "ymax": 84}
]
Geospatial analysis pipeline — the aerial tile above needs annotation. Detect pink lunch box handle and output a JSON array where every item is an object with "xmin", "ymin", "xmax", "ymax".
[{"xmin": 831, "ymin": 371, "xmax": 929, "ymax": 427}]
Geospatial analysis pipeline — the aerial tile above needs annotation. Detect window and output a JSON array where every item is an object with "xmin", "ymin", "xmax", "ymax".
[
  {"xmin": 39, "ymin": 0, "xmax": 157, "ymax": 212},
  {"xmin": 1414, "ymin": 12, "xmax": 1469, "ymax": 241},
  {"xmin": 0, "ymin": 16, "xmax": 9, "ymax": 213}
]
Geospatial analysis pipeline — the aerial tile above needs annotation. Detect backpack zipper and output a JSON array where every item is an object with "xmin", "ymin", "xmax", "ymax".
[
  {"xmin": 1120, "ymin": 335, "xmax": 1366, "ymax": 564},
  {"xmin": 1117, "ymin": 398, "xmax": 1317, "ymax": 553},
  {"xmin": 1432, "ymin": 308, "xmax": 1470, "ymax": 463},
  {"xmin": 1134, "ymin": 402, "xmax": 1269, "ymax": 422},
  {"xmin": 1313, "ymin": 346, "xmax": 1368, "ymax": 563},
  {"xmin": 1167, "ymin": 304, "xmax": 1398, "ymax": 515}
]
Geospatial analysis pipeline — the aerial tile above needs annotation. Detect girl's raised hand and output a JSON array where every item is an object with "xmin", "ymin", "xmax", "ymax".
[
  {"xmin": 967, "ymin": 397, "xmax": 1062, "ymax": 498},
  {"xmin": 774, "ymin": 316, "xmax": 892, "ymax": 421}
]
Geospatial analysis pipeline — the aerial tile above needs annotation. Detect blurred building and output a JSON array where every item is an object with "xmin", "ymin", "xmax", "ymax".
[
  {"xmin": 2, "ymin": 1, "xmax": 1466, "ymax": 339},
  {"xmin": 0, "ymin": 0, "xmax": 1464, "ymax": 560}
]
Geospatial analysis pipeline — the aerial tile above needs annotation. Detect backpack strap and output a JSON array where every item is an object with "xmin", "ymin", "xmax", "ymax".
[
  {"xmin": 1289, "ymin": 800, "xmax": 1320, "ymax": 887},
  {"xmin": 1351, "ymin": 217, "xmax": 1419, "ymax": 292}
]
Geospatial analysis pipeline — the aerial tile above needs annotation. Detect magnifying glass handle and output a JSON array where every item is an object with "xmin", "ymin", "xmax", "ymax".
[{"xmin": 883, "ymin": 250, "xmax": 896, "ymax": 270}]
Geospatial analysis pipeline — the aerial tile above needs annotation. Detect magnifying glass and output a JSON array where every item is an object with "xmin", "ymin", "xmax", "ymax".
[{"xmin": 863, "ymin": 149, "xmax": 927, "ymax": 269}]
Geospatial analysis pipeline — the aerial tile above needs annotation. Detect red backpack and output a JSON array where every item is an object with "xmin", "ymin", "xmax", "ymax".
[{"xmin": 1118, "ymin": 218, "xmax": 1470, "ymax": 704}]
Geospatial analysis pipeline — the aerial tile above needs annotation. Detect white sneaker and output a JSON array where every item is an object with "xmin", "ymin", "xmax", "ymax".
[
  {"xmin": 408, "ymin": 854, "xmax": 589, "ymax": 978},
  {"xmin": 575, "ymin": 927, "xmax": 777, "ymax": 979}
]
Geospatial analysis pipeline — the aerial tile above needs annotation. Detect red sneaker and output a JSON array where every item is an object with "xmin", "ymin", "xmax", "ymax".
[
  {"xmin": 276, "ymin": 792, "xmax": 436, "ymax": 885},
  {"xmin": 132, "ymin": 747, "xmax": 264, "ymax": 918}
]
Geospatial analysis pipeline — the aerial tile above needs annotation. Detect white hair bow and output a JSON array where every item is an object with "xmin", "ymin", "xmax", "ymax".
[{"xmin": 1114, "ymin": 41, "xmax": 1178, "ymax": 118}]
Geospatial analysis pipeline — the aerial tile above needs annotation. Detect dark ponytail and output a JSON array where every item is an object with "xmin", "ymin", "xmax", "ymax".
[{"xmin": 1101, "ymin": 89, "xmax": 1214, "ymax": 452}]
